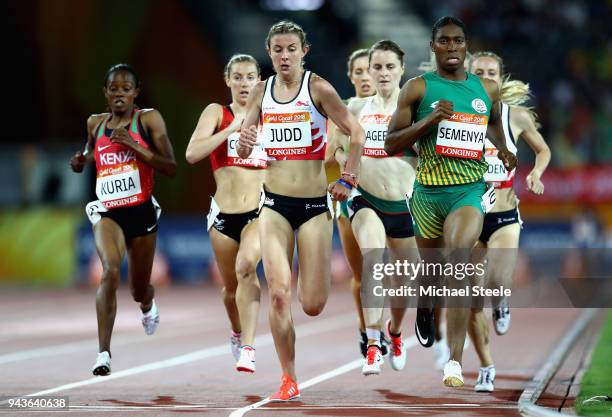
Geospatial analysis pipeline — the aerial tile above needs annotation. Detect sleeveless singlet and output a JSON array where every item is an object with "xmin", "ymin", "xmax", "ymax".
[
  {"xmin": 260, "ymin": 70, "xmax": 327, "ymax": 160},
  {"xmin": 483, "ymin": 102, "xmax": 517, "ymax": 188},
  {"xmin": 94, "ymin": 109, "xmax": 154, "ymax": 209},
  {"xmin": 415, "ymin": 72, "xmax": 491, "ymax": 186},
  {"xmin": 210, "ymin": 105, "xmax": 267, "ymax": 171}
]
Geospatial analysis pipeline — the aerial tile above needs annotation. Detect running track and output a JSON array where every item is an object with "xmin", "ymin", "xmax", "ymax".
[{"xmin": 0, "ymin": 285, "xmax": 586, "ymax": 416}]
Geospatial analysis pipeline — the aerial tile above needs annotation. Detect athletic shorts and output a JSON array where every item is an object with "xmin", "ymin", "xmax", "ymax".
[
  {"xmin": 409, "ymin": 180, "xmax": 493, "ymax": 239},
  {"xmin": 260, "ymin": 188, "xmax": 332, "ymax": 230},
  {"xmin": 86, "ymin": 197, "xmax": 161, "ymax": 241},
  {"xmin": 349, "ymin": 195, "xmax": 414, "ymax": 239},
  {"xmin": 210, "ymin": 210, "xmax": 258, "ymax": 243},
  {"xmin": 336, "ymin": 200, "xmax": 350, "ymax": 219},
  {"xmin": 479, "ymin": 207, "xmax": 522, "ymax": 243}
]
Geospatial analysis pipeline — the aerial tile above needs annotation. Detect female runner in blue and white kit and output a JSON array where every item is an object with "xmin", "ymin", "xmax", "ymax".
[
  {"xmin": 237, "ymin": 20, "xmax": 365, "ymax": 401},
  {"xmin": 467, "ymin": 51, "xmax": 550, "ymax": 393},
  {"xmin": 186, "ymin": 54, "xmax": 266, "ymax": 373}
]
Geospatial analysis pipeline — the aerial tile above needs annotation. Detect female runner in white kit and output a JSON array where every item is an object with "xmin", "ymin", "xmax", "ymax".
[
  {"xmin": 186, "ymin": 54, "xmax": 267, "ymax": 373},
  {"xmin": 326, "ymin": 48, "xmax": 381, "ymax": 357},
  {"xmin": 467, "ymin": 50, "xmax": 550, "ymax": 392},
  {"xmin": 332, "ymin": 40, "xmax": 418, "ymax": 375},
  {"xmin": 237, "ymin": 20, "xmax": 365, "ymax": 401}
]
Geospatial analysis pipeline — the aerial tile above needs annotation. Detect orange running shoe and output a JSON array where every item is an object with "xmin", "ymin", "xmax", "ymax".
[{"xmin": 269, "ymin": 374, "xmax": 300, "ymax": 401}]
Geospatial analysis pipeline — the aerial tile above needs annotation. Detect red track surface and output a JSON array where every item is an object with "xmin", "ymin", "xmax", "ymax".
[{"xmin": 0, "ymin": 285, "xmax": 582, "ymax": 416}]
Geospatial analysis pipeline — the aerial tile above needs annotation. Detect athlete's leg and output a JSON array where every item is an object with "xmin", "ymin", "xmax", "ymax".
[
  {"xmin": 386, "ymin": 236, "xmax": 418, "ymax": 335},
  {"xmin": 338, "ymin": 215, "xmax": 365, "ymax": 331},
  {"xmin": 443, "ymin": 206, "xmax": 484, "ymax": 365},
  {"xmin": 486, "ymin": 223, "xmax": 520, "ymax": 307},
  {"xmin": 259, "ymin": 208, "xmax": 296, "ymax": 379},
  {"xmin": 468, "ymin": 307, "xmax": 493, "ymax": 366},
  {"xmin": 93, "ymin": 219, "xmax": 127, "ymax": 354},
  {"xmin": 210, "ymin": 229, "xmax": 241, "ymax": 333},
  {"xmin": 126, "ymin": 232, "xmax": 157, "ymax": 312},
  {"xmin": 235, "ymin": 219, "xmax": 262, "ymax": 346},
  {"xmin": 296, "ymin": 212, "xmax": 333, "ymax": 316},
  {"xmin": 415, "ymin": 236, "xmax": 444, "ymax": 347},
  {"xmin": 352, "ymin": 208, "xmax": 386, "ymax": 345}
]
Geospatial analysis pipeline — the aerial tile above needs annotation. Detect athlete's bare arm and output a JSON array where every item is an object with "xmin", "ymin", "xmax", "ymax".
[
  {"xmin": 482, "ymin": 79, "xmax": 518, "ymax": 171},
  {"xmin": 112, "ymin": 109, "xmax": 176, "ymax": 177},
  {"xmin": 237, "ymin": 81, "xmax": 265, "ymax": 159},
  {"xmin": 327, "ymin": 98, "xmax": 366, "ymax": 171},
  {"xmin": 385, "ymin": 77, "xmax": 440, "ymax": 155},
  {"xmin": 186, "ymin": 104, "xmax": 240, "ymax": 164},
  {"xmin": 513, "ymin": 107, "xmax": 550, "ymax": 194},
  {"xmin": 311, "ymin": 76, "xmax": 365, "ymax": 178},
  {"xmin": 70, "ymin": 114, "xmax": 106, "ymax": 173}
]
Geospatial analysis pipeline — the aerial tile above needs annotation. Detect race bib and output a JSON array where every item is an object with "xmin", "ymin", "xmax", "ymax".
[
  {"xmin": 436, "ymin": 112, "xmax": 487, "ymax": 159},
  {"xmin": 262, "ymin": 112, "xmax": 312, "ymax": 157},
  {"xmin": 480, "ymin": 186, "xmax": 497, "ymax": 213},
  {"xmin": 484, "ymin": 139, "xmax": 510, "ymax": 182},
  {"xmin": 96, "ymin": 162, "xmax": 142, "ymax": 204},
  {"xmin": 361, "ymin": 114, "xmax": 392, "ymax": 157},
  {"xmin": 227, "ymin": 132, "xmax": 267, "ymax": 168}
]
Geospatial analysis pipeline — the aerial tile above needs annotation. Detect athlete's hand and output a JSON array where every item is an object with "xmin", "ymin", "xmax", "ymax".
[
  {"xmin": 497, "ymin": 149, "xmax": 517, "ymax": 172},
  {"xmin": 428, "ymin": 100, "xmax": 453, "ymax": 124},
  {"xmin": 328, "ymin": 181, "xmax": 351, "ymax": 201},
  {"xmin": 526, "ymin": 169, "xmax": 544, "ymax": 195},
  {"xmin": 238, "ymin": 125, "xmax": 258, "ymax": 154},
  {"xmin": 109, "ymin": 128, "xmax": 135, "ymax": 149},
  {"xmin": 70, "ymin": 151, "xmax": 87, "ymax": 173}
]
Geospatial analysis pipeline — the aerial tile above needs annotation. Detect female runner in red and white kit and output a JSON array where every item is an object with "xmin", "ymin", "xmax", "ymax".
[
  {"xmin": 238, "ymin": 20, "xmax": 365, "ymax": 401},
  {"xmin": 186, "ymin": 54, "xmax": 266, "ymax": 373},
  {"xmin": 70, "ymin": 64, "xmax": 176, "ymax": 376},
  {"xmin": 468, "ymin": 51, "xmax": 550, "ymax": 392}
]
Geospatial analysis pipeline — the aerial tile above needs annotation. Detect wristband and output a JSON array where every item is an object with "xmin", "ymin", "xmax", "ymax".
[
  {"xmin": 337, "ymin": 179, "xmax": 353, "ymax": 190},
  {"xmin": 340, "ymin": 174, "xmax": 358, "ymax": 188}
]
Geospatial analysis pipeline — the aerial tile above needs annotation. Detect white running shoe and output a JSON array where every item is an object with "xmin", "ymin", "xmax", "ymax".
[
  {"xmin": 92, "ymin": 351, "xmax": 111, "ymax": 376},
  {"xmin": 236, "ymin": 345, "xmax": 256, "ymax": 373},
  {"xmin": 230, "ymin": 332, "xmax": 241, "ymax": 361},
  {"xmin": 362, "ymin": 345, "xmax": 384, "ymax": 376},
  {"xmin": 386, "ymin": 319, "xmax": 406, "ymax": 371},
  {"xmin": 442, "ymin": 359, "xmax": 464, "ymax": 387},
  {"xmin": 434, "ymin": 338, "xmax": 451, "ymax": 370},
  {"xmin": 475, "ymin": 366, "xmax": 496, "ymax": 392},
  {"xmin": 141, "ymin": 300, "xmax": 160, "ymax": 336},
  {"xmin": 493, "ymin": 297, "xmax": 511, "ymax": 335}
]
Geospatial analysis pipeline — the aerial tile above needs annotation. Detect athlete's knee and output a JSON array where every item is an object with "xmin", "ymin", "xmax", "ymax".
[
  {"xmin": 235, "ymin": 255, "xmax": 258, "ymax": 282},
  {"xmin": 100, "ymin": 261, "xmax": 121, "ymax": 290},
  {"xmin": 302, "ymin": 296, "xmax": 327, "ymax": 316},
  {"xmin": 269, "ymin": 285, "xmax": 291, "ymax": 313}
]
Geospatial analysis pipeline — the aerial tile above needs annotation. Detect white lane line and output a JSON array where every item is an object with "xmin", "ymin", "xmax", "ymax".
[
  {"xmin": 0, "ymin": 317, "xmax": 220, "ymax": 365},
  {"xmin": 2, "ymin": 312, "xmax": 354, "ymax": 402},
  {"xmin": 229, "ymin": 336, "xmax": 419, "ymax": 417}
]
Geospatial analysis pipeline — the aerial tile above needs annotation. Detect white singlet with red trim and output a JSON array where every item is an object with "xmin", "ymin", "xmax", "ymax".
[
  {"xmin": 260, "ymin": 70, "xmax": 327, "ymax": 160},
  {"xmin": 358, "ymin": 96, "xmax": 395, "ymax": 158},
  {"xmin": 484, "ymin": 102, "xmax": 517, "ymax": 188}
]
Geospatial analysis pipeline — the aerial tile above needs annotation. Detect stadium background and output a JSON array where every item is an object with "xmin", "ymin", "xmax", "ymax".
[{"xmin": 1, "ymin": 0, "xmax": 610, "ymax": 286}]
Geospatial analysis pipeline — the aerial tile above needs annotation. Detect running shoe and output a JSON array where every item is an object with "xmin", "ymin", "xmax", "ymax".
[
  {"xmin": 359, "ymin": 330, "xmax": 368, "ymax": 357},
  {"xmin": 92, "ymin": 351, "xmax": 111, "ymax": 376},
  {"xmin": 442, "ymin": 359, "xmax": 464, "ymax": 388},
  {"xmin": 386, "ymin": 319, "xmax": 406, "ymax": 371},
  {"xmin": 360, "ymin": 330, "xmax": 389, "ymax": 357},
  {"xmin": 474, "ymin": 366, "xmax": 496, "ymax": 392},
  {"xmin": 434, "ymin": 338, "xmax": 450, "ymax": 370},
  {"xmin": 493, "ymin": 297, "xmax": 511, "ymax": 335},
  {"xmin": 362, "ymin": 345, "xmax": 384, "ymax": 375},
  {"xmin": 141, "ymin": 299, "xmax": 160, "ymax": 336},
  {"xmin": 236, "ymin": 345, "xmax": 255, "ymax": 373},
  {"xmin": 415, "ymin": 308, "xmax": 435, "ymax": 347},
  {"xmin": 230, "ymin": 332, "xmax": 241, "ymax": 361},
  {"xmin": 269, "ymin": 374, "xmax": 300, "ymax": 401}
]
